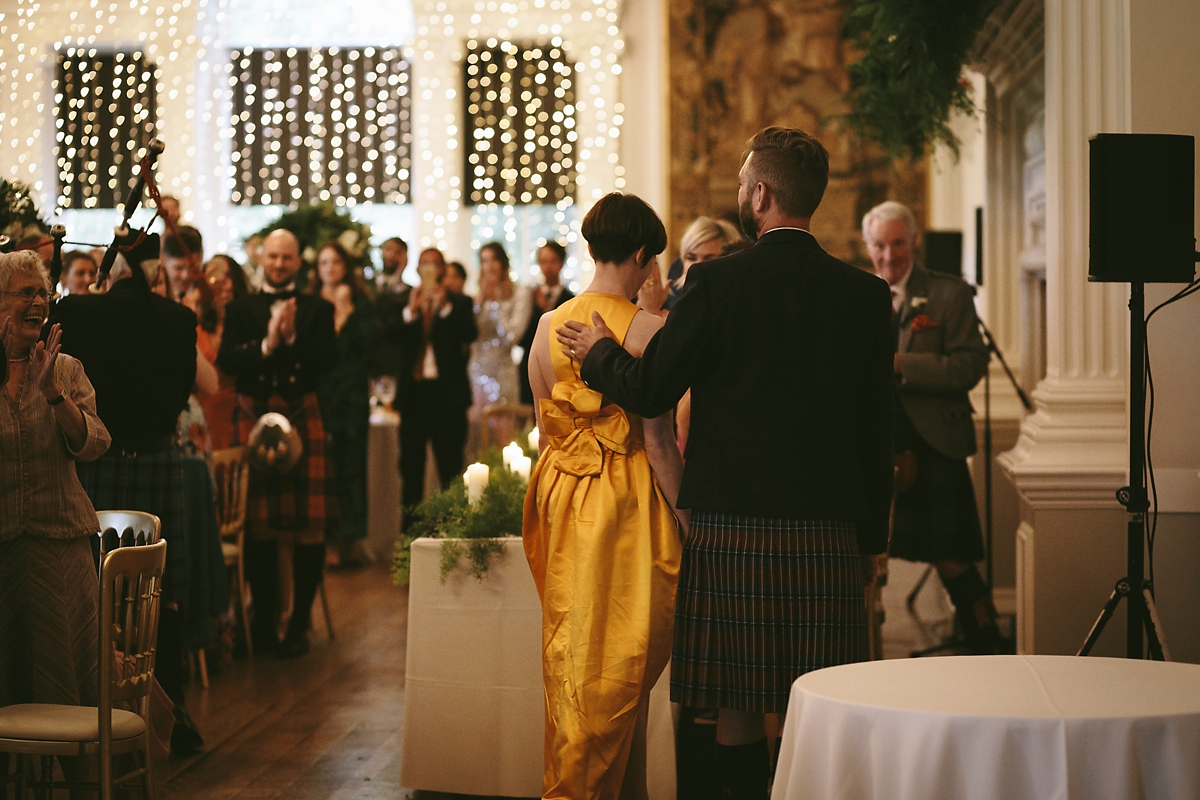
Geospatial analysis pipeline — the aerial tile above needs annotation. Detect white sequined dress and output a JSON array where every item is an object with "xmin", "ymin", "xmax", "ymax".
[{"xmin": 469, "ymin": 285, "xmax": 532, "ymax": 407}]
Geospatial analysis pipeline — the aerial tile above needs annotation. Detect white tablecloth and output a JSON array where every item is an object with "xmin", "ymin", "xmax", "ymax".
[
  {"xmin": 773, "ymin": 655, "xmax": 1200, "ymax": 800},
  {"xmin": 401, "ymin": 536, "xmax": 675, "ymax": 798}
]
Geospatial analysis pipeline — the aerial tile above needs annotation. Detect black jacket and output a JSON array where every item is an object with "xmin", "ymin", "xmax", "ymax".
[
  {"xmin": 580, "ymin": 228, "xmax": 895, "ymax": 555},
  {"xmin": 49, "ymin": 278, "xmax": 197, "ymax": 451},
  {"xmin": 217, "ymin": 292, "xmax": 337, "ymax": 402},
  {"xmin": 388, "ymin": 292, "xmax": 477, "ymax": 408}
]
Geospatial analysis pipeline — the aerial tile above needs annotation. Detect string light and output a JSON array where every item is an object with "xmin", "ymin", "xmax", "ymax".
[
  {"xmin": 55, "ymin": 48, "xmax": 157, "ymax": 209},
  {"xmin": 229, "ymin": 46, "xmax": 412, "ymax": 206},
  {"xmin": 464, "ymin": 39, "xmax": 575, "ymax": 206}
]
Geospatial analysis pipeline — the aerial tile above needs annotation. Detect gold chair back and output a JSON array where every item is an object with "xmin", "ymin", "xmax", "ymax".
[{"xmin": 96, "ymin": 509, "xmax": 162, "ymax": 560}]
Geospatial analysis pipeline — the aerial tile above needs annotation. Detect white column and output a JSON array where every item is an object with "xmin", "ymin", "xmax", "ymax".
[{"xmin": 998, "ymin": 0, "xmax": 1132, "ymax": 655}]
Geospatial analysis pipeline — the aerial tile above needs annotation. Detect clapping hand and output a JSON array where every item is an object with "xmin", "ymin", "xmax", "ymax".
[
  {"xmin": 34, "ymin": 323, "xmax": 63, "ymax": 400},
  {"xmin": 556, "ymin": 312, "xmax": 615, "ymax": 363},
  {"xmin": 637, "ymin": 266, "xmax": 669, "ymax": 315},
  {"xmin": 266, "ymin": 297, "xmax": 297, "ymax": 352}
]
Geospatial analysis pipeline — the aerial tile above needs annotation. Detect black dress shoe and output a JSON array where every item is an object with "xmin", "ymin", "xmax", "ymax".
[
  {"xmin": 276, "ymin": 632, "xmax": 310, "ymax": 658},
  {"xmin": 170, "ymin": 707, "xmax": 205, "ymax": 755}
]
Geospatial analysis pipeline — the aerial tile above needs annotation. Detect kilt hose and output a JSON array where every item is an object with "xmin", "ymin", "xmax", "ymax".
[
  {"xmin": 231, "ymin": 392, "xmax": 338, "ymax": 540},
  {"xmin": 890, "ymin": 436, "xmax": 985, "ymax": 565},
  {"xmin": 671, "ymin": 512, "xmax": 868, "ymax": 713}
]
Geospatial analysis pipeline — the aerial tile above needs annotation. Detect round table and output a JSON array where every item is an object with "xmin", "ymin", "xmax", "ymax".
[{"xmin": 772, "ymin": 655, "xmax": 1200, "ymax": 800}]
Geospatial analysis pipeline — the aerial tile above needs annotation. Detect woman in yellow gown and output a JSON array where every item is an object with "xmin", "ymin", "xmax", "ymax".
[{"xmin": 523, "ymin": 193, "xmax": 686, "ymax": 800}]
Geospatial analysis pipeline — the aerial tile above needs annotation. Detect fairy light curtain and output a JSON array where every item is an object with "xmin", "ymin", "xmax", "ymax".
[
  {"xmin": 54, "ymin": 49, "xmax": 158, "ymax": 210},
  {"xmin": 464, "ymin": 40, "xmax": 577, "ymax": 206},
  {"xmin": 229, "ymin": 47, "xmax": 412, "ymax": 206}
]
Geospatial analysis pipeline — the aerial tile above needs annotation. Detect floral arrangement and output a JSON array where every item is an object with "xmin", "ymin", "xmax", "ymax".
[
  {"xmin": 254, "ymin": 201, "xmax": 371, "ymax": 286},
  {"xmin": 0, "ymin": 179, "xmax": 51, "ymax": 241},
  {"xmin": 392, "ymin": 443, "xmax": 537, "ymax": 586},
  {"xmin": 843, "ymin": 0, "xmax": 999, "ymax": 160}
]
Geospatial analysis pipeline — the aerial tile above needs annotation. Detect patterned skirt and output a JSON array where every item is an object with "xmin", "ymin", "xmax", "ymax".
[
  {"xmin": 890, "ymin": 438, "xmax": 985, "ymax": 564},
  {"xmin": 231, "ymin": 393, "xmax": 337, "ymax": 541},
  {"xmin": 0, "ymin": 536, "xmax": 99, "ymax": 707},
  {"xmin": 77, "ymin": 450, "xmax": 189, "ymax": 609},
  {"xmin": 671, "ymin": 512, "xmax": 868, "ymax": 713}
]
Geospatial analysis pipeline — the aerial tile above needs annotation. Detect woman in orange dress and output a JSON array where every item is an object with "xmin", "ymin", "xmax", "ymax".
[
  {"xmin": 523, "ymin": 193, "xmax": 686, "ymax": 799},
  {"xmin": 195, "ymin": 254, "xmax": 250, "ymax": 451}
]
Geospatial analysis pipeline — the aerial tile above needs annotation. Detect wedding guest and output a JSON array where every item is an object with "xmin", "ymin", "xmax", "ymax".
[
  {"xmin": 524, "ymin": 193, "xmax": 684, "ymax": 799},
  {"xmin": 559, "ymin": 128, "xmax": 893, "ymax": 799},
  {"xmin": 162, "ymin": 226, "xmax": 205, "ymax": 308},
  {"xmin": 369, "ymin": 238, "xmax": 410, "ymax": 383},
  {"xmin": 862, "ymin": 200, "xmax": 998, "ymax": 654},
  {"xmin": 160, "ymin": 194, "xmax": 182, "ymax": 229},
  {"xmin": 0, "ymin": 250, "xmax": 110, "ymax": 713},
  {"xmin": 196, "ymin": 255, "xmax": 250, "ymax": 451},
  {"xmin": 469, "ymin": 241, "xmax": 531, "ymax": 448},
  {"xmin": 49, "ymin": 232, "xmax": 205, "ymax": 752},
  {"xmin": 218, "ymin": 229, "xmax": 338, "ymax": 658},
  {"xmin": 517, "ymin": 241, "xmax": 574, "ymax": 405},
  {"xmin": 390, "ymin": 248, "xmax": 477, "ymax": 518},
  {"xmin": 443, "ymin": 260, "xmax": 468, "ymax": 297},
  {"xmin": 312, "ymin": 241, "xmax": 378, "ymax": 564},
  {"xmin": 60, "ymin": 251, "xmax": 98, "ymax": 296},
  {"xmin": 664, "ymin": 216, "xmax": 742, "ymax": 313}
]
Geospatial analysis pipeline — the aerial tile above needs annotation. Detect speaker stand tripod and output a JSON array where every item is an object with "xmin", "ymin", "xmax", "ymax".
[{"xmin": 1077, "ymin": 282, "xmax": 1169, "ymax": 660}]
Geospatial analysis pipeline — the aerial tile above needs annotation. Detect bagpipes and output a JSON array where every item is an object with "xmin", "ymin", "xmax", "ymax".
[{"xmin": 91, "ymin": 138, "xmax": 166, "ymax": 296}]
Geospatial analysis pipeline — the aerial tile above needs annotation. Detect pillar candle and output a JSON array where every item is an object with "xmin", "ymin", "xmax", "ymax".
[
  {"xmin": 512, "ymin": 455, "xmax": 532, "ymax": 481},
  {"xmin": 527, "ymin": 426, "xmax": 540, "ymax": 452},
  {"xmin": 502, "ymin": 441, "xmax": 523, "ymax": 469},
  {"xmin": 465, "ymin": 462, "xmax": 489, "ymax": 506}
]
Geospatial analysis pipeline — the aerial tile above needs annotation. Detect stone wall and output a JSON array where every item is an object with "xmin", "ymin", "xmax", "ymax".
[{"xmin": 667, "ymin": 0, "xmax": 926, "ymax": 266}]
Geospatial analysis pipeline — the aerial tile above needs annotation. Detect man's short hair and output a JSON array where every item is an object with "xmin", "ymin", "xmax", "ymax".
[
  {"xmin": 861, "ymin": 201, "xmax": 917, "ymax": 242},
  {"xmin": 539, "ymin": 240, "xmax": 567, "ymax": 263},
  {"xmin": 383, "ymin": 236, "xmax": 408, "ymax": 250},
  {"xmin": 581, "ymin": 192, "xmax": 667, "ymax": 265},
  {"xmin": 744, "ymin": 127, "xmax": 830, "ymax": 219},
  {"xmin": 162, "ymin": 225, "xmax": 203, "ymax": 259}
]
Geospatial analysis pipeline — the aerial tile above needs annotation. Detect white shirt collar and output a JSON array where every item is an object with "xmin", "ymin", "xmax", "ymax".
[
  {"xmin": 262, "ymin": 282, "xmax": 297, "ymax": 295},
  {"xmin": 887, "ymin": 266, "xmax": 913, "ymax": 312}
]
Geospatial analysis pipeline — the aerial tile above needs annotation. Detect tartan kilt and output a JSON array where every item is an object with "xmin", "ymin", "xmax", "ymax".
[
  {"xmin": 671, "ymin": 512, "xmax": 868, "ymax": 713},
  {"xmin": 890, "ymin": 438, "xmax": 985, "ymax": 564},
  {"xmin": 76, "ymin": 451, "xmax": 189, "ymax": 608},
  {"xmin": 230, "ymin": 393, "xmax": 337, "ymax": 537}
]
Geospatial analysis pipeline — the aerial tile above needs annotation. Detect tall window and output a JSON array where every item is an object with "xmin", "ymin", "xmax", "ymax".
[
  {"xmin": 229, "ymin": 47, "xmax": 412, "ymax": 206},
  {"xmin": 463, "ymin": 40, "xmax": 577, "ymax": 206},
  {"xmin": 54, "ymin": 48, "xmax": 157, "ymax": 210}
]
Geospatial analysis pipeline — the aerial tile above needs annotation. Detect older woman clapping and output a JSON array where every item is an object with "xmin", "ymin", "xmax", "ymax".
[{"xmin": 0, "ymin": 250, "xmax": 111, "ymax": 710}]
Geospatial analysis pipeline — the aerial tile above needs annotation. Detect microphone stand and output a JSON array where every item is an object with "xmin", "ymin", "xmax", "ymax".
[
  {"xmin": 95, "ymin": 138, "xmax": 165, "ymax": 288},
  {"xmin": 977, "ymin": 318, "xmax": 1033, "ymax": 592}
]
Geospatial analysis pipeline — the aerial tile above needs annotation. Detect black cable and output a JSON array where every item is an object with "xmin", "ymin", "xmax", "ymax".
[{"xmin": 1142, "ymin": 274, "xmax": 1200, "ymax": 599}]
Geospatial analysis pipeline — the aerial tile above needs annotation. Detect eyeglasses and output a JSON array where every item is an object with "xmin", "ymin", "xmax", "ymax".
[{"xmin": 2, "ymin": 287, "xmax": 49, "ymax": 303}]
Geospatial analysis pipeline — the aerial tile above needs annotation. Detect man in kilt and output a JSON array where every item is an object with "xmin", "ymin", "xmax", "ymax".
[
  {"xmin": 558, "ymin": 127, "xmax": 894, "ymax": 799},
  {"xmin": 49, "ymin": 231, "xmax": 204, "ymax": 751},
  {"xmin": 218, "ymin": 229, "xmax": 338, "ymax": 658},
  {"xmin": 862, "ymin": 200, "xmax": 999, "ymax": 654}
]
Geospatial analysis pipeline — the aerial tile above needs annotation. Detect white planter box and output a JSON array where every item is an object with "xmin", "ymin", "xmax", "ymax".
[{"xmin": 400, "ymin": 535, "xmax": 676, "ymax": 798}]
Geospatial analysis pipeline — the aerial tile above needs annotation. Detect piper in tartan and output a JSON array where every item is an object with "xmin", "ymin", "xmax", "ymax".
[
  {"xmin": 218, "ymin": 229, "xmax": 339, "ymax": 658},
  {"xmin": 558, "ymin": 128, "xmax": 894, "ymax": 800}
]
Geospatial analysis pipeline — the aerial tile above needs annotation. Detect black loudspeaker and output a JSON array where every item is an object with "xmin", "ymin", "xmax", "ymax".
[
  {"xmin": 1089, "ymin": 133, "xmax": 1196, "ymax": 283},
  {"xmin": 925, "ymin": 230, "xmax": 963, "ymax": 277}
]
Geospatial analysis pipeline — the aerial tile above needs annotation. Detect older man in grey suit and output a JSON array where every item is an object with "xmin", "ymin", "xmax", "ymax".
[{"xmin": 863, "ymin": 200, "xmax": 1001, "ymax": 654}]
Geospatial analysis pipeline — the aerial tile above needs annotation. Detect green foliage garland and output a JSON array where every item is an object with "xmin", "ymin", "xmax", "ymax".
[
  {"xmin": 0, "ymin": 179, "xmax": 51, "ymax": 241},
  {"xmin": 254, "ymin": 201, "xmax": 371, "ymax": 287},
  {"xmin": 843, "ymin": 0, "xmax": 999, "ymax": 160},
  {"xmin": 392, "ymin": 446, "xmax": 535, "ymax": 586}
]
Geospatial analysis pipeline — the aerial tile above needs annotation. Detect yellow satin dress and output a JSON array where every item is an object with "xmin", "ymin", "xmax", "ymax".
[{"xmin": 523, "ymin": 292, "xmax": 681, "ymax": 799}]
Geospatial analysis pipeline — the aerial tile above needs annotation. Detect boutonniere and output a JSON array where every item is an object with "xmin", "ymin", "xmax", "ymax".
[
  {"xmin": 911, "ymin": 313, "xmax": 939, "ymax": 333},
  {"xmin": 910, "ymin": 296, "xmax": 927, "ymax": 310}
]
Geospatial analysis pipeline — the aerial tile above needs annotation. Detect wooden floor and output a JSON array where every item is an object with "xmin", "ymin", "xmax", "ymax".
[
  {"xmin": 157, "ymin": 558, "xmax": 969, "ymax": 799},
  {"xmin": 161, "ymin": 564, "xmax": 412, "ymax": 800}
]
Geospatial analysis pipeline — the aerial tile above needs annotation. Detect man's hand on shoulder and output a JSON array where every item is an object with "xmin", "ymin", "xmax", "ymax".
[{"xmin": 556, "ymin": 312, "xmax": 615, "ymax": 363}]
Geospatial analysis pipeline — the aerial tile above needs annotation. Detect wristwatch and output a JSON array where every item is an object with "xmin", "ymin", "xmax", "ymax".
[{"xmin": 47, "ymin": 393, "xmax": 67, "ymax": 406}]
